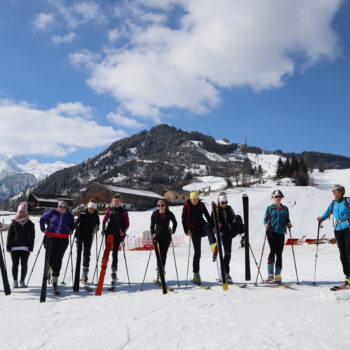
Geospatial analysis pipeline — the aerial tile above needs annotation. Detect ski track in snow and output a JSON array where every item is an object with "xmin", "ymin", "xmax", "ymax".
[{"xmin": 1, "ymin": 170, "xmax": 350, "ymax": 349}]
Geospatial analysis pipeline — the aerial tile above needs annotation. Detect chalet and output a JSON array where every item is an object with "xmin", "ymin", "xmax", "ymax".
[
  {"xmin": 162, "ymin": 189, "xmax": 190, "ymax": 205},
  {"xmin": 28, "ymin": 193, "xmax": 74, "ymax": 214},
  {"xmin": 82, "ymin": 183, "xmax": 162, "ymax": 211}
]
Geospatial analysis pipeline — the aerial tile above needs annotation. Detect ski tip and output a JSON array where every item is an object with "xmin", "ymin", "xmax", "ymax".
[
  {"xmin": 242, "ymin": 194, "xmax": 248, "ymax": 198},
  {"xmin": 223, "ymin": 283, "xmax": 229, "ymax": 291}
]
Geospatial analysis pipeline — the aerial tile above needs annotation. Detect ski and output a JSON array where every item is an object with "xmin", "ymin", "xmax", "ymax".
[
  {"xmin": 95, "ymin": 234, "xmax": 114, "ymax": 296},
  {"xmin": 211, "ymin": 202, "xmax": 228, "ymax": 291},
  {"xmin": 242, "ymin": 195, "xmax": 251, "ymax": 281},
  {"xmin": 0, "ymin": 242, "xmax": 11, "ymax": 296},
  {"xmin": 82, "ymin": 281, "xmax": 92, "ymax": 292},
  {"xmin": 40, "ymin": 236, "xmax": 53, "ymax": 303},
  {"xmin": 216, "ymin": 279, "xmax": 247, "ymax": 288},
  {"xmin": 191, "ymin": 280, "xmax": 211, "ymax": 290},
  {"xmin": 153, "ymin": 241, "xmax": 168, "ymax": 294},
  {"xmin": 330, "ymin": 284, "xmax": 349, "ymax": 291},
  {"xmin": 73, "ymin": 238, "xmax": 83, "ymax": 292}
]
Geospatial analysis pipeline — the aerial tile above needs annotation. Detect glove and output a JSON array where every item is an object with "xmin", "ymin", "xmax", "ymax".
[{"xmin": 240, "ymin": 234, "xmax": 245, "ymax": 249}]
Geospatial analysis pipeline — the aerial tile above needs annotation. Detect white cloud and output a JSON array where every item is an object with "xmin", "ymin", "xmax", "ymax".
[
  {"xmin": 0, "ymin": 100, "xmax": 126, "ymax": 157},
  {"xmin": 51, "ymin": 31, "xmax": 77, "ymax": 44},
  {"xmin": 108, "ymin": 28, "xmax": 121, "ymax": 42},
  {"xmin": 49, "ymin": 102, "xmax": 93, "ymax": 118},
  {"xmin": 69, "ymin": 49, "xmax": 101, "ymax": 69},
  {"xmin": 78, "ymin": 0, "xmax": 342, "ymax": 119},
  {"xmin": 33, "ymin": 13, "xmax": 55, "ymax": 31},
  {"xmin": 48, "ymin": 0, "xmax": 106, "ymax": 28},
  {"xmin": 107, "ymin": 112, "xmax": 145, "ymax": 128}
]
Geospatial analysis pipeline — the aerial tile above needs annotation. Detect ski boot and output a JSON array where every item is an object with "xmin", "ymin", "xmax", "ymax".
[
  {"xmin": 82, "ymin": 267, "xmax": 89, "ymax": 283},
  {"xmin": 13, "ymin": 281, "xmax": 19, "ymax": 288},
  {"xmin": 211, "ymin": 243, "xmax": 218, "ymax": 262},
  {"xmin": 225, "ymin": 273, "xmax": 233, "ymax": 284},
  {"xmin": 193, "ymin": 272, "xmax": 201, "ymax": 285},
  {"xmin": 20, "ymin": 281, "xmax": 26, "ymax": 288},
  {"xmin": 345, "ymin": 276, "xmax": 350, "ymax": 285},
  {"xmin": 52, "ymin": 277, "xmax": 61, "ymax": 295},
  {"xmin": 274, "ymin": 267, "xmax": 282, "ymax": 285},
  {"xmin": 48, "ymin": 266, "xmax": 53, "ymax": 285},
  {"xmin": 108, "ymin": 269, "xmax": 117, "ymax": 291},
  {"xmin": 267, "ymin": 263, "xmax": 274, "ymax": 280}
]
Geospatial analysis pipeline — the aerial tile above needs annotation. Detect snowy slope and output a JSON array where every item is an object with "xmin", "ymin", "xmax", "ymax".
[{"xmin": 0, "ymin": 170, "xmax": 350, "ymax": 349}]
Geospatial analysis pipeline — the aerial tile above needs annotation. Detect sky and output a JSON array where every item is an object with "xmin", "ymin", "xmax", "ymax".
[{"xmin": 0, "ymin": 0, "xmax": 349, "ymax": 164}]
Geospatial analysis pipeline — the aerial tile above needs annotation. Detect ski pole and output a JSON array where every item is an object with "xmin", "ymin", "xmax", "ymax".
[
  {"xmin": 171, "ymin": 236, "xmax": 180, "ymax": 287},
  {"xmin": 288, "ymin": 228, "xmax": 300, "ymax": 285},
  {"xmin": 61, "ymin": 233, "xmax": 75, "ymax": 285},
  {"xmin": 95, "ymin": 232, "xmax": 98, "ymax": 284},
  {"xmin": 122, "ymin": 241, "xmax": 131, "ymax": 287},
  {"xmin": 92, "ymin": 234, "xmax": 104, "ymax": 284},
  {"xmin": 216, "ymin": 259, "xmax": 221, "ymax": 282},
  {"xmin": 185, "ymin": 236, "xmax": 192, "ymax": 287},
  {"xmin": 255, "ymin": 231, "xmax": 267, "ymax": 285},
  {"xmin": 313, "ymin": 222, "xmax": 322, "ymax": 285},
  {"xmin": 140, "ymin": 249, "xmax": 152, "ymax": 291},
  {"xmin": 26, "ymin": 238, "xmax": 44, "ymax": 286},
  {"xmin": 249, "ymin": 243, "xmax": 264, "ymax": 284},
  {"xmin": 0, "ymin": 231, "xmax": 7, "ymax": 270},
  {"xmin": 69, "ymin": 234, "xmax": 74, "ymax": 284}
]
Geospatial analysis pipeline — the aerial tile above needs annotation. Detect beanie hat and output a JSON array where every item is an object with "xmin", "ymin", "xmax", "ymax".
[
  {"xmin": 58, "ymin": 200, "xmax": 68, "ymax": 208},
  {"xmin": 17, "ymin": 202, "xmax": 28, "ymax": 214},
  {"xmin": 88, "ymin": 202, "xmax": 97, "ymax": 209},
  {"xmin": 190, "ymin": 192, "xmax": 200, "ymax": 200},
  {"xmin": 218, "ymin": 193, "xmax": 228, "ymax": 203}
]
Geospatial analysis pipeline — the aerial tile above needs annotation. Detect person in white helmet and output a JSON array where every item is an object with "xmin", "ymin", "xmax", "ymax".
[{"xmin": 75, "ymin": 201, "xmax": 100, "ymax": 284}]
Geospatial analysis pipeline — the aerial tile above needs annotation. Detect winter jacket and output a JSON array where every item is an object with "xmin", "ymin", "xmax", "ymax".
[
  {"xmin": 211, "ymin": 205, "xmax": 236, "ymax": 237},
  {"xmin": 182, "ymin": 200, "xmax": 212, "ymax": 234},
  {"xmin": 103, "ymin": 206, "xmax": 129, "ymax": 235},
  {"xmin": 6, "ymin": 220, "xmax": 35, "ymax": 251},
  {"xmin": 75, "ymin": 209, "xmax": 100, "ymax": 239},
  {"xmin": 40, "ymin": 209, "xmax": 75, "ymax": 238},
  {"xmin": 321, "ymin": 197, "xmax": 350, "ymax": 231},
  {"xmin": 150, "ymin": 209, "xmax": 177, "ymax": 237},
  {"xmin": 264, "ymin": 204, "xmax": 290, "ymax": 234}
]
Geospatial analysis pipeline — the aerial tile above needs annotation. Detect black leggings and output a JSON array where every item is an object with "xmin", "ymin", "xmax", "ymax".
[
  {"xmin": 155, "ymin": 233, "xmax": 172, "ymax": 268},
  {"xmin": 81, "ymin": 235, "xmax": 93, "ymax": 269},
  {"xmin": 335, "ymin": 229, "xmax": 350, "ymax": 276},
  {"xmin": 109, "ymin": 235, "xmax": 123, "ymax": 270},
  {"xmin": 11, "ymin": 251, "xmax": 29, "ymax": 281},
  {"xmin": 47, "ymin": 237, "xmax": 69, "ymax": 277},
  {"xmin": 267, "ymin": 231, "xmax": 285, "ymax": 268},
  {"xmin": 191, "ymin": 233, "xmax": 202, "ymax": 273}
]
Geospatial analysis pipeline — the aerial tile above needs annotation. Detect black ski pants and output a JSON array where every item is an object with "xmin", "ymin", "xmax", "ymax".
[
  {"xmin": 81, "ymin": 235, "xmax": 93, "ymax": 269},
  {"xmin": 335, "ymin": 229, "xmax": 350, "ymax": 276},
  {"xmin": 107, "ymin": 234, "xmax": 123, "ymax": 271},
  {"xmin": 47, "ymin": 237, "xmax": 69, "ymax": 277},
  {"xmin": 11, "ymin": 250, "xmax": 29, "ymax": 281},
  {"xmin": 267, "ymin": 231, "xmax": 285, "ymax": 268},
  {"xmin": 154, "ymin": 233, "xmax": 172, "ymax": 268}
]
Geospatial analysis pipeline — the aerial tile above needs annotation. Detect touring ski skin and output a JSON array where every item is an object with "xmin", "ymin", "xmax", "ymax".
[
  {"xmin": 211, "ymin": 202, "xmax": 228, "ymax": 291},
  {"xmin": 40, "ymin": 236, "xmax": 53, "ymax": 303},
  {"xmin": 0, "ymin": 242, "xmax": 11, "ymax": 296},
  {"xmin": 95, "ymin": 234, "xmax": 114, "ymax": 296},
  {"xmin": 242, "ymin": 195, "xmax": 251, "ymax": 281}
]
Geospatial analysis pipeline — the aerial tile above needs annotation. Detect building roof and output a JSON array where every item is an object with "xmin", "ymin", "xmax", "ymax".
[
  {"xmin": 92, "ymin": 183, "xmax": 161, "ymax": 199},
  {"xmin": 163, "ymin": 189, "xmax": 190, "ymax": 195},
  {"xmin": 30, "ymin": 193, "xmax": 73, "ymax": 202}
]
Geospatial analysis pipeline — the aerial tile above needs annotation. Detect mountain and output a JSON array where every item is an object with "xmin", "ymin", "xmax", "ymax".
[
  {"xmin": 2, "ymin": 124, "xmax": 350, "ymax": 210},
  {"xmin": 0, "ymin": 155, "xmax": 73, "ymax": 203}
]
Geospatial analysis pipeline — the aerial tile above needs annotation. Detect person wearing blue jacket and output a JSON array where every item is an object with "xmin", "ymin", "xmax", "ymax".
[
  {"xmin": 264, "ymin": 190, "xmax": 291, "ymax": 282},
  {"xmin": 318, "ymin": 184, "xmax": 350, "ymax": 285},
  {"xmin": 40, "ymin": 200, "xmax": 75, "ymax": 294}
]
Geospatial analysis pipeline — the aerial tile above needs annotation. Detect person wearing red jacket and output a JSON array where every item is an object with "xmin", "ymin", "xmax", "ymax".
[{"xmin": 102, "ymin": 193, "xmax": 129, "ymax": 287}]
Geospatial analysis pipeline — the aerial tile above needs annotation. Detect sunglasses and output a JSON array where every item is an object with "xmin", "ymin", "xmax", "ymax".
[
  {"xmin": 220, "ymin": 201, "xmax": 228, "ymax": 204},
  {"xmin": 59, "ymin": 206, "xmax": 67, "ymax": 209},
  {"xmin": 274, "ymin": 196, "xmax": 282, "ymax": 199},
  {"xmin": 332, "ymin": 190, "xmax": 340, "ymax": 193},
  {"xmin": 158, "ymin": 204, "xmax": 166, "ymax": 207}
]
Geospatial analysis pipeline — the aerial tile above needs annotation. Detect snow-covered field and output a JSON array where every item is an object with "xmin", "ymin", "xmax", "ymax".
[{"xmin": 1, "ymin": 170, "xmax": 350, "ymax": 349}]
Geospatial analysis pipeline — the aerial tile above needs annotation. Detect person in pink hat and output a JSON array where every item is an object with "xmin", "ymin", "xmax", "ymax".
[{"xmin": 6, "ymin": 202, "xmax": 35, "ymax": 288}]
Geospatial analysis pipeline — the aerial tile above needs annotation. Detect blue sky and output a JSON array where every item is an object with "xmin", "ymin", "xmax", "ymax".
[{"xmin": 0, "ymin": 0, "xmax": 349, "ymax": 164}]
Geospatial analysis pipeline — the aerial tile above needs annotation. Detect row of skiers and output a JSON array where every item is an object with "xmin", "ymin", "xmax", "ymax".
[{"xmin": 2, "ymin": 183, "xmax": 350, "ymax": 294}]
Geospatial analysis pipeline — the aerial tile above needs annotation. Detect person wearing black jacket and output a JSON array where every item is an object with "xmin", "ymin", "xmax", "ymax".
[
  {"xmin": 150, "ymin": 199, "xmax": 177, "ymax": 282},
  {"xmin": 211, "ymin": 193, "xmax": 236, "ymax": 283},
  {"xmin": 75, "ymin": 201, "xmax": 100, "ymax": 283},
  {"xmin": 6, "ymin": 202, "xmax": 35, "ymax": 288},
  {"xmin": 182, "ymin": 192, "xmax": 213, "ymax": 285}
]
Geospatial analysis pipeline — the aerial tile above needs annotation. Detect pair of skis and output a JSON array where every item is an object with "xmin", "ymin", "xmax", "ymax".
[
  {"xmin": 0, "ymin": 241, "xmax": 11, "ymax": 296},
  {"xmin": 211, "ymin": 194, "xmax": 251, "ymax": 291}
]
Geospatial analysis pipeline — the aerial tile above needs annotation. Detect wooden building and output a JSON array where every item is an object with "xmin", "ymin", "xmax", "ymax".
[
  {"xmin": 28, "ymin": 193, "xmax": 74, "ymax": 214},
  {"xmin": 162, "ymin": 189, "xmax": 190, "ymax": 205},
  {"xmin": 82, "ymin": 183, "xmax": 161, "ymax": 211}
]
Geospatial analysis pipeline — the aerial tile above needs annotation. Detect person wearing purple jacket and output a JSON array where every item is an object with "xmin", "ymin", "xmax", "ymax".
[{"xmin": 40, "ymin": 200, "xmax": 75, "ymax": 294}]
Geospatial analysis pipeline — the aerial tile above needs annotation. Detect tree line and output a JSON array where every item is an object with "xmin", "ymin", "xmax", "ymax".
[{"xmin": 276, "ymin": 156, "xmax": 309, "ymax": 186}]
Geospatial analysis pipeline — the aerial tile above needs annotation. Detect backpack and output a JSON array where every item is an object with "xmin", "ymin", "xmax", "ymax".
[
  {"xmin": 185, "ymin": 201, "xmax": 210, "ymax": 237},
  {"xmin": 330, "ymin": 197, "xmax": 350, "ymax": 215},
  {"xmin": 231, "ymin": 215, "xmax": 244, "ymax": 237}
]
